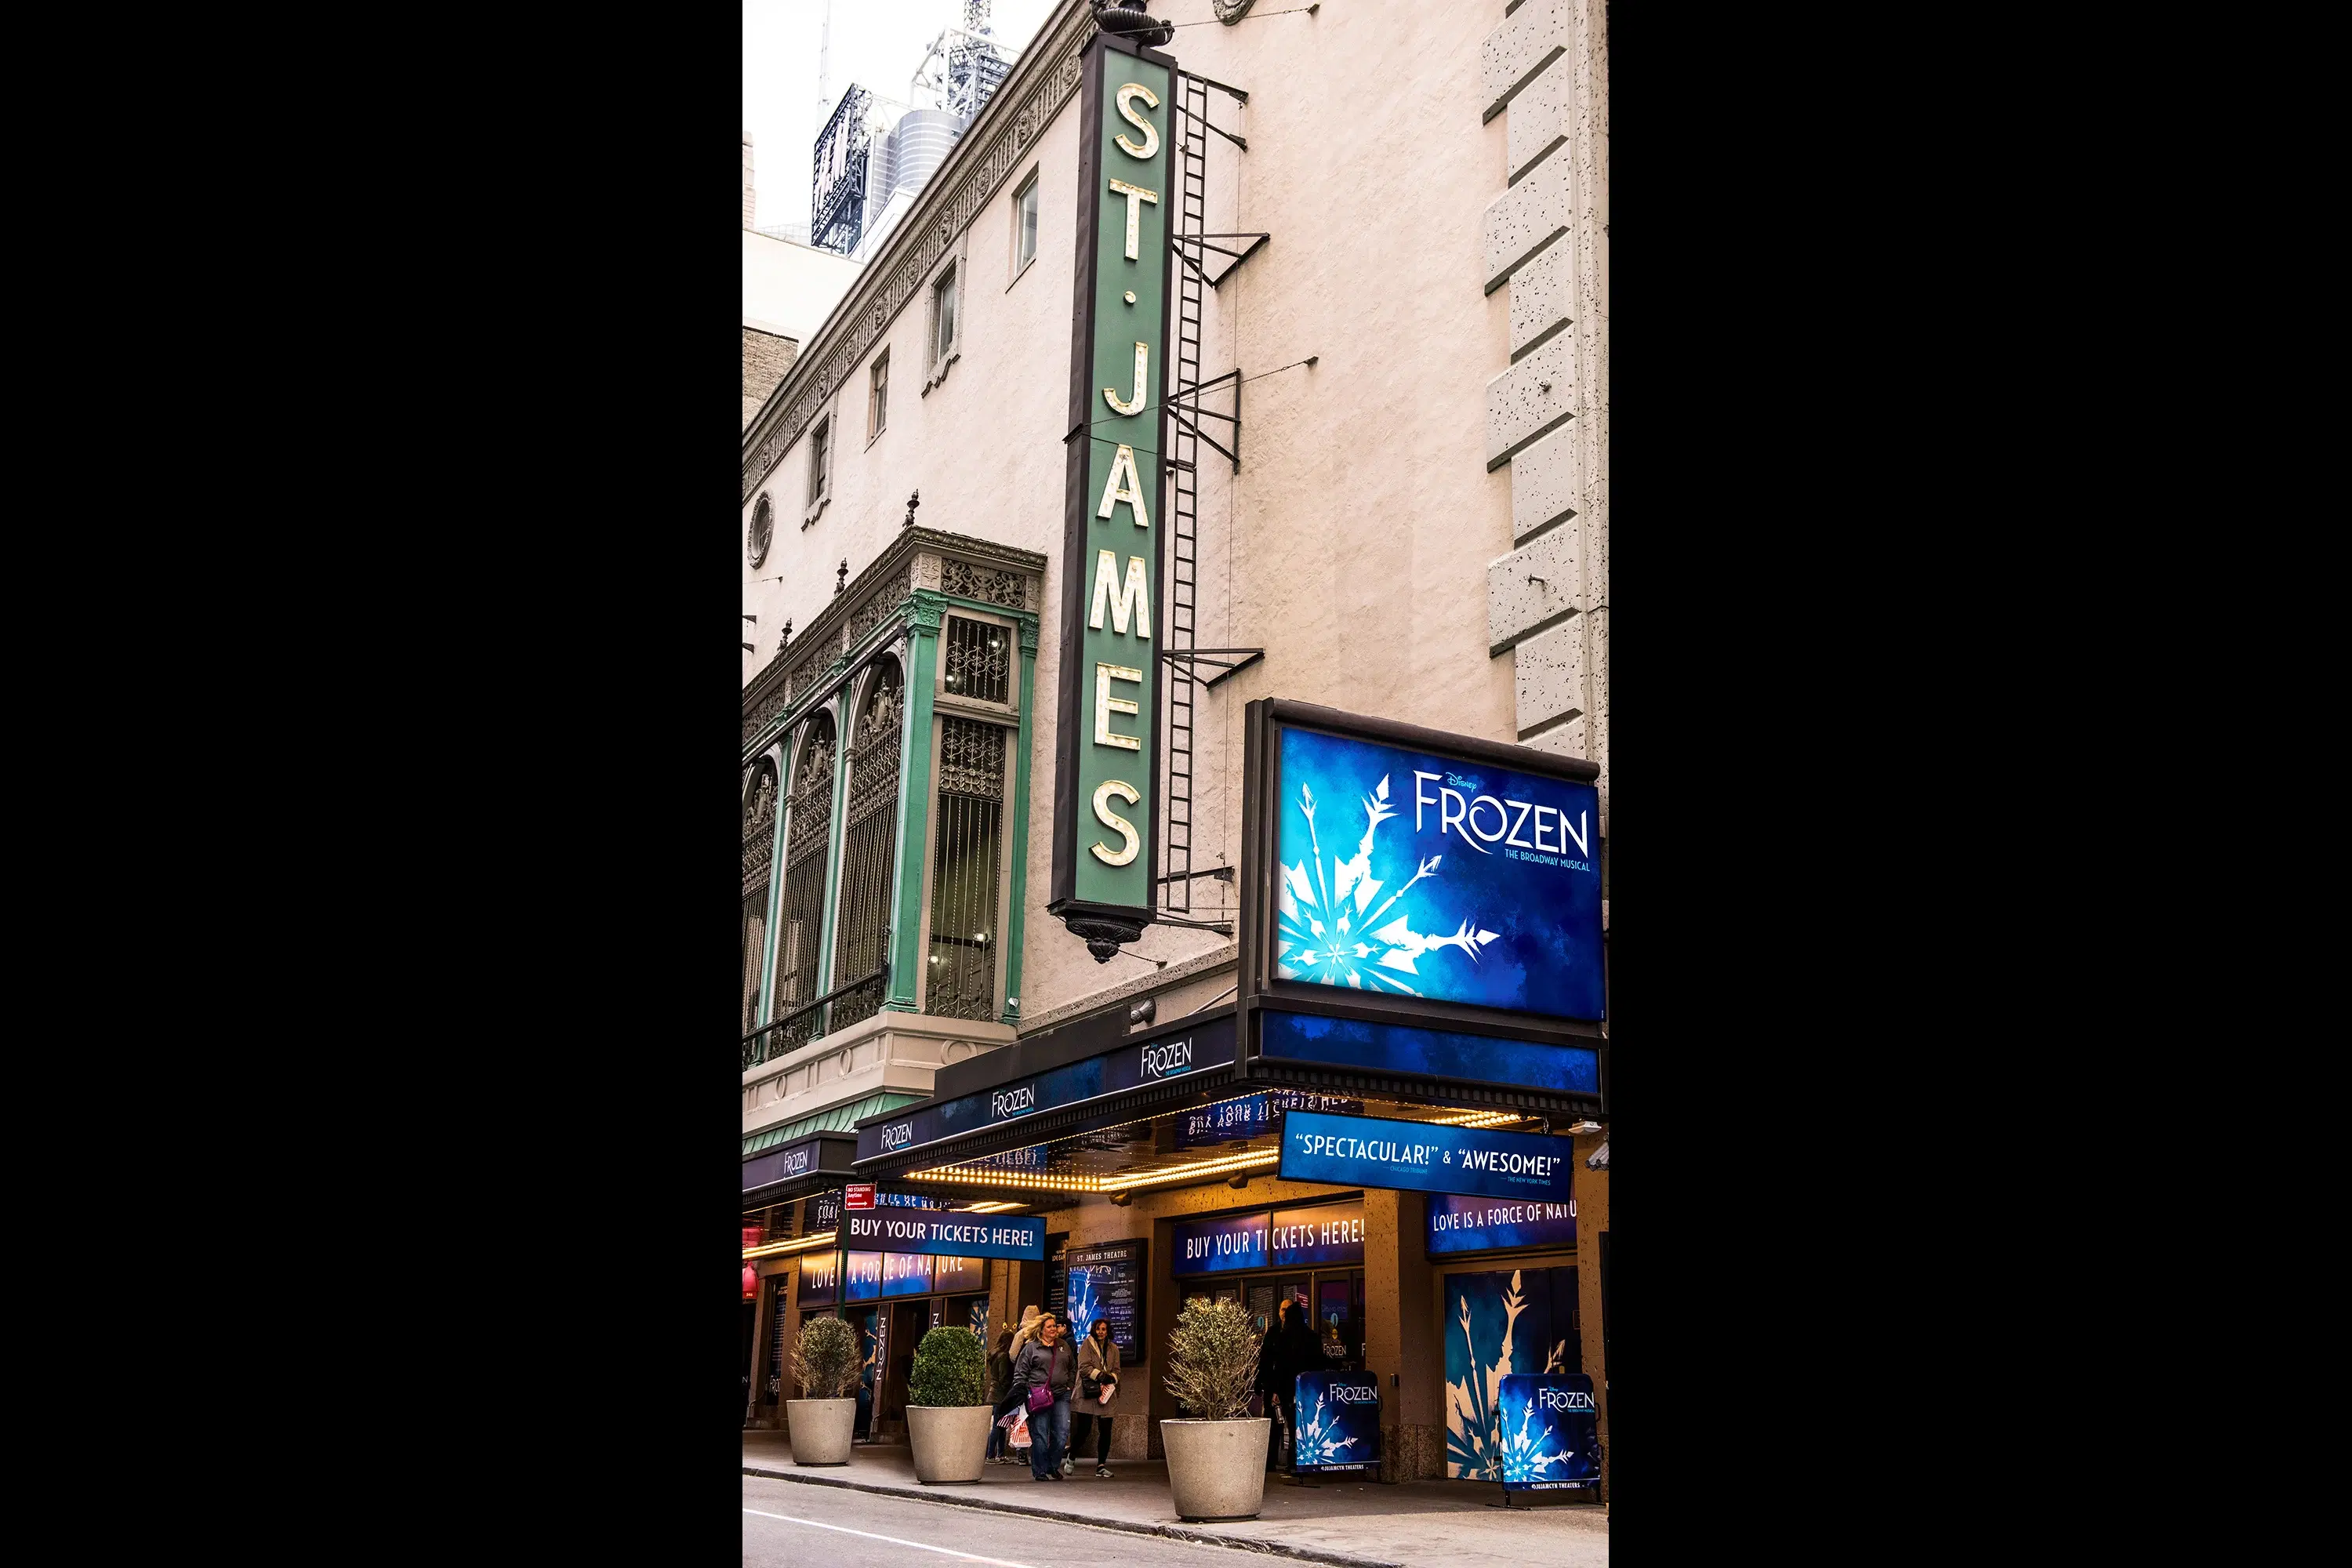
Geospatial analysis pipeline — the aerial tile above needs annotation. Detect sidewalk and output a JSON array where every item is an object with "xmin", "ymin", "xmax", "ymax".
[{"xmin": 742, "ymin": 1432, "xmax": 1607, "ymax": 1568}]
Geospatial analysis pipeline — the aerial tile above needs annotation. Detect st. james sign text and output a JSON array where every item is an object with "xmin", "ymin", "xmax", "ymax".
[{"xmin": 1050, "ymin": 29, "xmax": 1177, "ymax": 959}]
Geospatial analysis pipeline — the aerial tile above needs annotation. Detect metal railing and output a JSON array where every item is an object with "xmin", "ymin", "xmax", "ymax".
[{"xmin": 742, "ymin": 959, "xmax": 890, "ymax": 1071}]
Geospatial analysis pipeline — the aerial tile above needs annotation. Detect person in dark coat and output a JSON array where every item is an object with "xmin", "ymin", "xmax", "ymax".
[
  {"xmin": 985, "ymin": 1326, "xmax": 1018, "ymax": 1465},
  {"xmin": 1258, "ymin": 1299, "xmax": 1312, "ymax": 1472}
]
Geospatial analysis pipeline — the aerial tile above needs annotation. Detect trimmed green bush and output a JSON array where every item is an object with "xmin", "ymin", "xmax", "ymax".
[
  {"xmin": 907, "ymin": 1325, "xmax": 989, "ymax": 1407},
  {"xmin": 1164, "ymin": 1298, "xmax": 1260, "ymax": 1419},
  {"xmin": 793, "ymin": 1314, "xmax": 862, "ymax": 1399}
]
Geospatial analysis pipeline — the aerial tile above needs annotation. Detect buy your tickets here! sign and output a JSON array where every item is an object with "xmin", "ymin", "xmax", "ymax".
[
  {"xmin": 843, "ymin": 1210, "xmax": 1046, "ymax": 1261},
  {"xmin": 1049, "ymin": 32, "xmax": 1175, "ymax": 938},
  {"xmin": 1279, "ymin": 1110, "xmax": 1576, "ymax": 1203}
]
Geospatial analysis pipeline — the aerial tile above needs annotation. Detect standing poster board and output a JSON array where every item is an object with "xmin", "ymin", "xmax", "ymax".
[
  {"xmin": 1494, "ymin": 1372, "xmax": 1599, "ymax": 1494},
  {"xmin": 1292, "ymin": 1370, "xmax": 1381, "ymax": 1475},
  {"xmin": 1064, "ymin": 1240, "xmax": 1149, "ymax": 1359}
]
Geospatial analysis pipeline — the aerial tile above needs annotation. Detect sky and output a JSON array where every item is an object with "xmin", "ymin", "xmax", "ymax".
[{"xmin": 743, "ymin": 0, "xmax": 1063, "ymax": 232}]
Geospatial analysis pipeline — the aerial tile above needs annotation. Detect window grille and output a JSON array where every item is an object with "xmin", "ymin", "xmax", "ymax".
[
  {"xmin": 942, "ymin": 615, "xmax": 1011, "ymax": 705},
  {"xmin": 776, "ymin": 717, "xmax": 837, "ymax": 1051},
  {"xmin": 829, "ymin": 663, "xmax": 903, "ymax": 1033},
  {"xmin": 928, "ymin": 717, "xmax": 1007, "ymax": 1021},
  {"xmin": 741, "ymin": 764, "xmax": 778, "ymax": 1040}
]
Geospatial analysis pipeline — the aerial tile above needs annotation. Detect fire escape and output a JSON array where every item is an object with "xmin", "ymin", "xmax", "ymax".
[{"xmin": 1157, "ymin": 67, "xmax": 1267, "ymax": 927}]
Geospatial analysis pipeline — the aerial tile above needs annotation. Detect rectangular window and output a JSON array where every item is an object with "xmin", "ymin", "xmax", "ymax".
[
  {"xmin": 808, "ymin": 416, "xmax": 830, "ymax": 506},
  {"xmin": 1014, "ymin": 173, "xmax": 1039, "ymax": 276},
  {"xmin": 933, "ymin": 265, "xmax": 958, "ymax": 366},
  {"xmin": 869, "ymin": 352, "xmax": 888, "ymax": 441}
]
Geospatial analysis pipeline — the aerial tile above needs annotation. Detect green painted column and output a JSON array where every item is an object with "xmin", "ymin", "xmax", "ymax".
[
  {"xmin": 886, "ymin": 608, "xmax": 942, "ymax": 1011},
  {"xmin": 1000, "ymin": 619, "xmax": 1040, "ymax": 1026}
]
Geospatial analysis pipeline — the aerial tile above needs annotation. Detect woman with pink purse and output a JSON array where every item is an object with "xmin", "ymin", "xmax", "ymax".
[{"xmin": 1008, "ymin": 1312, "xmax": 1076, "ymax": 1481}]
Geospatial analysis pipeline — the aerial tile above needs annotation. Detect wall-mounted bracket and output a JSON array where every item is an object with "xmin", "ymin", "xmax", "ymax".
[
  {"xmin": 1160, "ymin": 646, "xmax": 1265, "ymax": 689},
  {"xmin": 1172, "ymin": 231, "xmax": 1270, "ymax": 289}
]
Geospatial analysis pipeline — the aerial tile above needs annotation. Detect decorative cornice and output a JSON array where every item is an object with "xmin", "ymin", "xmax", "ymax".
[
  {"xmin": 740, "ymin": 0, "xmax": 1099, "ymax": 505},
  {"xmin": 744, "ymin": 529, "xmax": 1046, "ymax": 760}
]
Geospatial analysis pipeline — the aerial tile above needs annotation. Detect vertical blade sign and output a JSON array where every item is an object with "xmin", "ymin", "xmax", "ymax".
[{"xmin": 1051, "ymin": 31, "xmax": 1175, "ymax": 959}]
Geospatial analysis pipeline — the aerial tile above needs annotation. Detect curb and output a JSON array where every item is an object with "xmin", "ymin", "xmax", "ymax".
[{"xmin": 742, "ymin": 1465, "xmax": 1405, "ymax": 1568}]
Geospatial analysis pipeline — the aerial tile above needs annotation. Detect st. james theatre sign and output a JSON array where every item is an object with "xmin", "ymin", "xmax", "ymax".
[{"xmin": 1050, "ymin": 27, "xmax": 1177, "ymax": 961}]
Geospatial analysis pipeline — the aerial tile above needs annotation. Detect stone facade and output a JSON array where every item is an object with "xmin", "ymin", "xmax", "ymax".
[{"xmin": 1482, "ymin": 0, "xmax": 1609, "ymax": 819}]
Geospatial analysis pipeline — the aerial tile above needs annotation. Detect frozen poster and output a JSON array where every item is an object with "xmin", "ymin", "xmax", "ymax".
[
  {"xmin": 1443, "ymin": 1269, "xmax": 1577, "ymax": 1480},
  {"xmin": 1494, "ymin": 1373, "xmax": 1600, "ymax": 1490},
  {"xmin": 1275, "ymin": 727, "xmax": 1604, "ymax": 1022},
  {"xmin": 1293, "ymin": 1371, "xmax": 1381, "ymax": 1475}
]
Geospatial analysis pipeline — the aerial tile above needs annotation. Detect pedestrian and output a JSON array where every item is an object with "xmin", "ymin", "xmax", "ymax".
[
  {"xmin": 985, "ymin": 1324, "xmax": 1018, "ymax": 1464},
  {"xmin": 1258, "ymin": 1299, "xmax": 1314, "ymax": 1473},
  {"xmin": 1011, "ymin": 1310, "xmax": 1076, "ymax": 1482},
  {"xmin": 1073, "ymin": 1316, "xmax": 1123, "ymax": 1478}
]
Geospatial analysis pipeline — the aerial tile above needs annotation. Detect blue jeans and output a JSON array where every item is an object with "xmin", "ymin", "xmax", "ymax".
[
  {"xmin": 985, "ymin": 1420, "xmax": 1007, "ymax": 1460},
  {"xmin": 1029, "ymin": 1395, "xmax": 1071, "ymax": 1478}
]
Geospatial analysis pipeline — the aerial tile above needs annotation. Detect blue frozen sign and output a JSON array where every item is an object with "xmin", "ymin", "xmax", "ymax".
[
  {"xmin": 1261, "ymin": 1010, "xmax": 1597, "ymax": 1098},
  {"xmin": 1293, "ymin": 1371, "xmax": 1381, "ymax": 1475},
  {"xmin": 1171, "ymin": 1211, "xmax": 1269, "ymax": 1276},
  {"xmin": 1494, "ymin": 1373, "xmax": 1600, "ymax": 1492},
  {"xmin": 1274, "ymin": 726, "xmax": 1603, "ymax": 1022},
  {"xmin": 1280, "ymin": 1110, "xmax": 1575, "ymax": 1202},
  {"xmin": 1427, "ymin": 1192, "xmax": 1577, "ymax": 1256}
]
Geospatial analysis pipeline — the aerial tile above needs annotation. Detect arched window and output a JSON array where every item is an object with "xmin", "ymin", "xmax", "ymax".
[
  {"xmin": 740, "ymin": 762, "xmax": 779, "ymax": 1044},
  {"xmin": 830, "ymin": 659, "xmax": 903, "ymax": 1031},
  {"xmin": 776, "ymin": 713, "xmax": 837, "ymax": 1045},
  {"xmin": 928, "ymin": 716, "xmax": 1008, "ymax": 1020}
]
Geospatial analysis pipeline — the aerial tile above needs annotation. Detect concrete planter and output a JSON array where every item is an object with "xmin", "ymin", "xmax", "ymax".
[
  {"xmin": 1160, "ymin": 1417, "xmax": 1272, "ymax": 1522},
  {"xmin": 785, "ymin": 1399, "xmax": 857, "ymax": 1465},
  {"xmin": 906, "ymin": 1404, "xmax": 994, "ymax": 1484}
]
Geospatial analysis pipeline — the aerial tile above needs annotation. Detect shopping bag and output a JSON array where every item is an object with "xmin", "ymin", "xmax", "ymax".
[{"xmin": 1007, "ymin": 1409, "xmax": 1031, "ymax": 1450}]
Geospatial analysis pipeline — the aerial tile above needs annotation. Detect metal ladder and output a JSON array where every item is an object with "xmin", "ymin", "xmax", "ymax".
[{"xmin": 1160, "ymin": 70, "xmax": 1210, "ymax": 916}]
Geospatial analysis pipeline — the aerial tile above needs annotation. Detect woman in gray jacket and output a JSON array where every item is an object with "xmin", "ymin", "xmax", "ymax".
[{"xmin": 1010, "ymin": 1312, "xmax": 1077, "ymax": 1481}]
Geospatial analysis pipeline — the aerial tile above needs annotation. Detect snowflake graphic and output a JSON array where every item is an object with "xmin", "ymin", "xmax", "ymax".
[
  {"xmin": 1497, "ymin": 1396, "xmax": 1567, "ymax": 1483},
  {"xmin": 1293, "ymin": 1388, "xmax": 1362, "ymax": 1469},
  {"xmin": 1065, "ymin": 1268, "xmax": 1102, "ymax": 1344},
  {"xmin": 1446, "ymin": 1270, "xmax": 1526, "ymax": 1479},
  {"xmin": 1276, "ymin": 774, "xmax": 1497, "ymax": 993}
]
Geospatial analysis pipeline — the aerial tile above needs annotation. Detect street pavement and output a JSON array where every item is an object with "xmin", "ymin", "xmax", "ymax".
[
  {"xmin": 742, "ymin": 1432, "xmax": 1609, "ymax": 1568},
  {"xmin": 746, "ymin": 1474, "xmax": 1270, "ymax": 1567}
]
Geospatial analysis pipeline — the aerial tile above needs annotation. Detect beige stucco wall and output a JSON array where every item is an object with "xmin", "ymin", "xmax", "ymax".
[
  {"xmin": 742, "ymin": 227, "xmax": 864, "ymax": 349},
  {"xmin": 744, "ymin": 0, "xmax": 1541, "ymax": 1033}
]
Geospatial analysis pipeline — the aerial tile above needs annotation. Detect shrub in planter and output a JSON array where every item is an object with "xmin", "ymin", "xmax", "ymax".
[
  {"xmin": 1161, "ymin": 1298, "xmax": 1271, "ymax": 1521},
  {"xmin": 908, "ymin": 1325, "xmax": 989, "ymax": 1407},
  {"xmin": 786, "ymin": 1315, "xmax": 862, "ymax": 1465},
  {"xmin": 906, "ymin": 1326, "xmax": 993, "ymax": 1484}
]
